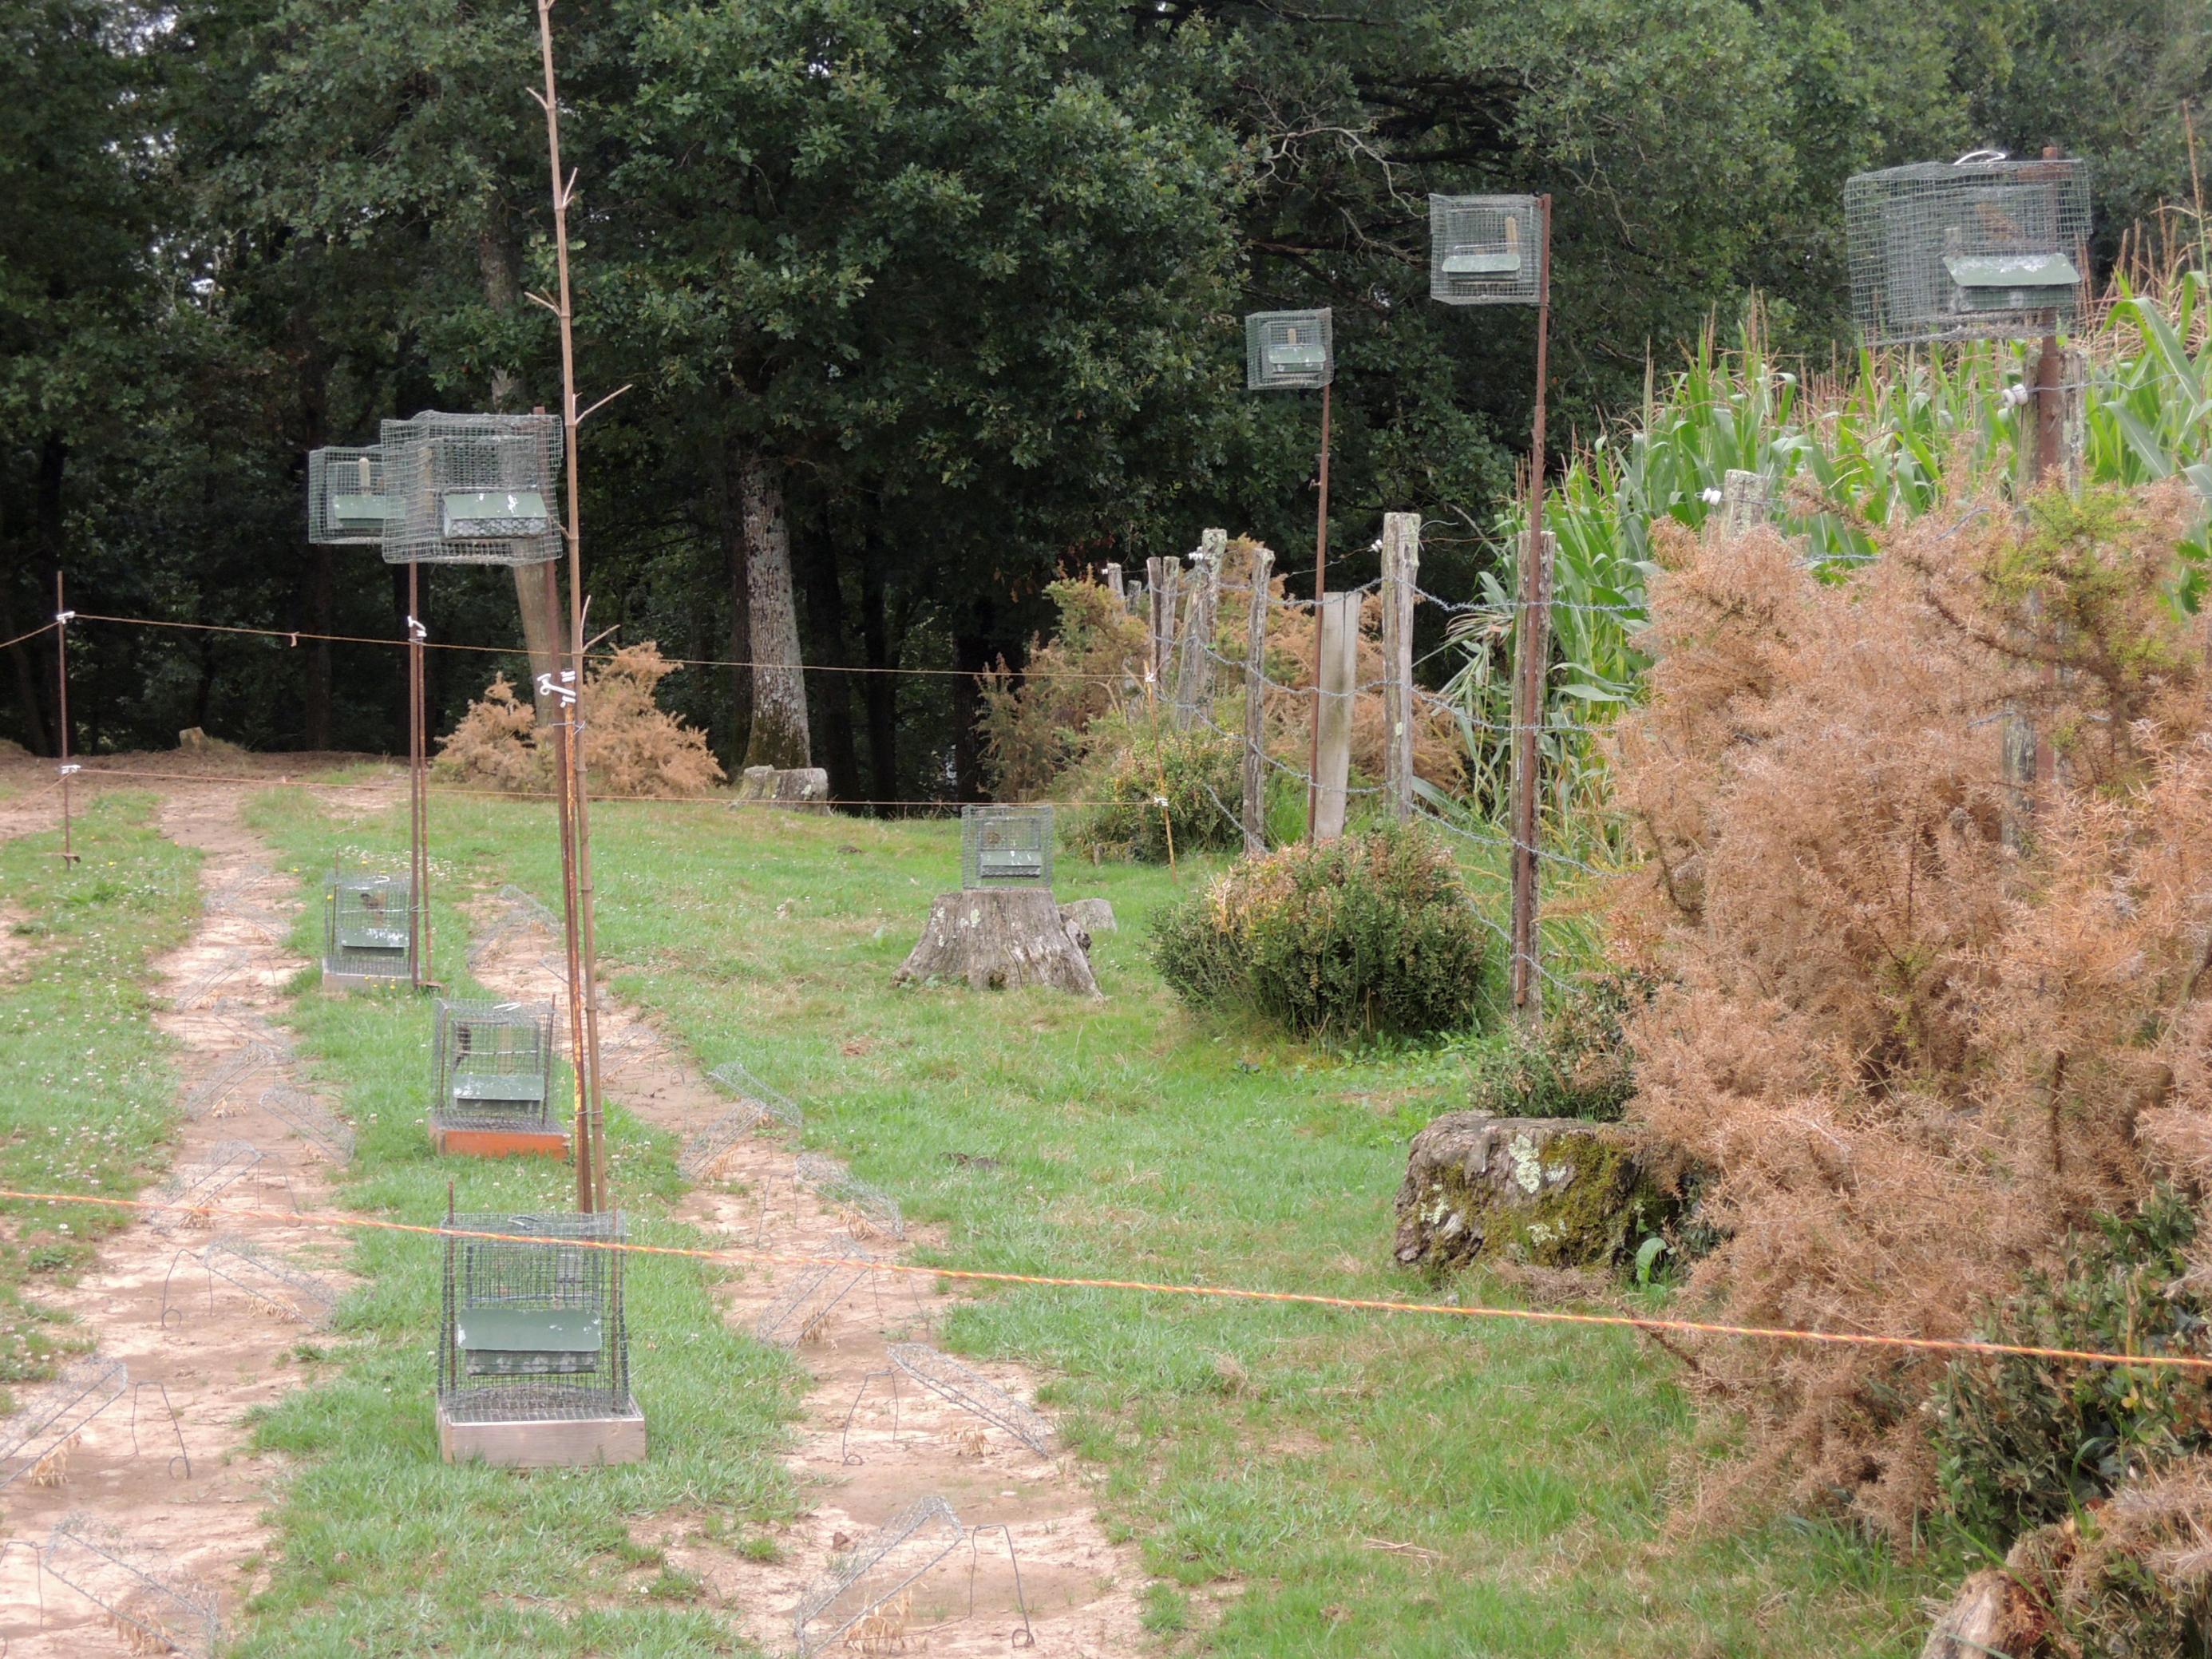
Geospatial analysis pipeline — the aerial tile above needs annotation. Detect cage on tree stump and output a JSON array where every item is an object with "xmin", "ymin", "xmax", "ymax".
[
  {"xmin": 1428, "ymin": 195, "xmax": 1543, "ymax": 306},
  {"xmin": 430, "ymin": 1000, "xmax": 567, "ymax": 1161},
  {"xmin": 1845, "ymin": 153, "xmax": 2091, "ymax": 346},
  {"xmin": 437, "ymin": 1210, "xmax": 644, "ymax": 1467},
  {"xmin": 961, "ymin": 804, "xmax": 1053, "ymax": 891},
  {"xmin": 378, "ymin": 412, "xmax": 563, "ymax": 567},
  {"xmin": 306, "ymin": 445, "xmax": 391, "ymax": 544},
  {"xmin": 323, "ymin": 861, "xmax": 413, "ymax": 991},
  {"xmin": 1244, "ymin": 310, "xmax": 1334, "ymax": 391}
]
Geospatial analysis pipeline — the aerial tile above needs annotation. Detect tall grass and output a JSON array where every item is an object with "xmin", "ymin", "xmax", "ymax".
[{"xmin": 1441, "ymin": 265, "xmax": 2212, "ymax": 851}]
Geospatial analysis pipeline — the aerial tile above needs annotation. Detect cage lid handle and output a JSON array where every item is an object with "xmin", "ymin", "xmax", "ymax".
[{"xmin": 1953, "ymin": 148, "xmax": 2009, "ymax": 166}]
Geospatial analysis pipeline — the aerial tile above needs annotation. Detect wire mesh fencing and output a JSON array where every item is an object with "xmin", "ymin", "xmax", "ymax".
[
  {"xmin": 791, "ymin": 1495, "xmax": 966, "ymax": 1657},
  {"xmin": 0, "ymin": 1359, "xmax": 127, "ymax": 1493},
  {"xmin": 885, "ymin": 1343, "xmax": 1055, "ymax": 1457},
  {"xmin": 145, "ymin": 1141, "xmax": 264, "ymax": 1237},
  {"xmin": 754, "ymin": 1244, "xmax": 877, "ymax": 1349},
  {"xmin": 194, "ymin": 1237, "xmax": 342, "ymax": 1328},
  {"xmin": 378, "ymin": 411, "xmax": 563, "ymax": 567},
  {"xmin": 1846, "ymin": 154, "xmax": 2092, "ymax": 346},
  {"xmin": 795, "ymin": 1154, "xmax": 906, "ymax": 1243},
  {"xmin": 257, "ymin": 1084, "xmax": 356, "ymax": 1165},
  {"xmin": 44, "ymin": 1515, "xmax": 222, "ymax": 1659},
  {"xmin": 439, "ymin": 1211, "xmax": 631, "ymax": 1426},
  {"xmin": 681, "ymin": 1059, "xmax": 804, "ymax": 1180}
]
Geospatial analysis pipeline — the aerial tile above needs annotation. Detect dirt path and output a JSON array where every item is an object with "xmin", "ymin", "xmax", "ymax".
[
  {"xmin": 0, "ymin": 784, "xmax": 354, "ymax": 1656},
  {"xmin": 470, "ymin": 909, "xmax": 1145, "ymax": 1657}
]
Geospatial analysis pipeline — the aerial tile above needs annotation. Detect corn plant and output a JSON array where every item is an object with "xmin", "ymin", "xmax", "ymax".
[{"xmin": 1438, "ymin": 269, "xmax": 2212, "ymax": 859}]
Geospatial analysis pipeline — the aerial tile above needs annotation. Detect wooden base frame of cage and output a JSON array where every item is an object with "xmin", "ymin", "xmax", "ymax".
[
  {"xmin": 428, "ymin": 1121, "xmax": 574, "ymax": 1161},
  {"xmin": 437, "ymin": 1397, "xmax": 647, "ymax": 1468}
]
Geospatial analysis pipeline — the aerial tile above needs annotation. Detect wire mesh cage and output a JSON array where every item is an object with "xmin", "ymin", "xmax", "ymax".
[
  {"xmin": 960, "ymin": 804, "xmax": 1053, "ymax": 890},
  {"xmin": 433, "ymin": 1000, "xmax": 557, "ymax": 1134},
  {"xmin": 1428, "ymin": 195, "xmax": 1543, "ymax": 306},
  {"xmin": 378, "ymin": 411, "xmax": 563, "ymax": 566},
  {"xmin": 1845, "ymin": 153, "xmax": 2092, "ymax": 346},
  {"xmin": 306, "ymin": 445, "xmax": 391, "ymax": 545},
  {"xmin": 439, "ymin": 1211, "xmax": 631, "ymax": 1426},
  {"xmin": 1244, "ymin": 309, "xmax": 1334, "ymax": 391},
  {"xmin": 323, "ymin": 861, "xmax": 413, "ymax": 984}
]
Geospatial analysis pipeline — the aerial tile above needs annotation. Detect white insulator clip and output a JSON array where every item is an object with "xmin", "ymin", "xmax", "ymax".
[
  {"xmin": 58, "ymin": 763, "xmax": 81, "ymax": 777},
  {"xmin": 1700, "ymin": 487, "xmax": 1724, "ymax": 507},
  {"xmin": 536, "ymin": 671, "xmax": 579, "ymax": 707},
  {"xmin": 406, "ymin": 616, "xmax": 428, "ymax": 643},
  {"xmin": 54, "ymin": 610, "xmax": 75, "ymax": 625},
  {"xmin": 2000, "ymin": 382, "xmax": 2032, "ymax": 411}
]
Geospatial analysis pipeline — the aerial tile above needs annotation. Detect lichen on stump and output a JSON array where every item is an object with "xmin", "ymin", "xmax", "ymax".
[
  {"xmin": 895, "ymin": 889, "xmax": 1102, "ymax": 998},
  {"xmin": 734, "ymin": 765, "xmax": 829, "ymax": 810},
  {"xmin": 1392, "ymin": 1112, "xmax": 1674, "ymax": 1271}
]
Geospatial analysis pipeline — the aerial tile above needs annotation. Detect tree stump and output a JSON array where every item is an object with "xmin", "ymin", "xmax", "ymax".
[
  {"xmin": 734, "ymin": 766, "xmax": 829, "ymax": 810},
  {"xmin": 896, "ymin": 889, "xmax": 1102, "ymax": 997}
]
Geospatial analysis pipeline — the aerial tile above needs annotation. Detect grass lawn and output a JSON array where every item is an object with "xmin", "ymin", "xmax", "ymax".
[
  {"xmin": 0, "ymin": 793, "xmax": 199, "ymax": 1399},
  {"xmin": 233, "ymin": 782, "xmax": 1950, "ymax": 1656}
]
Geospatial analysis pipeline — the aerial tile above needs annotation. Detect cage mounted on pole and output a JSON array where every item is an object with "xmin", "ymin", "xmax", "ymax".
[
  {"xmin": 323, "ymin": 858, "xmax": 414, "ymax": 991},
  {"xmin": 1428, "ymin": 196, "xmax": 1544, "ymax": 307},
  {"xmin": 378, "ymin": 412, "xmax": 564, "ymax": 566},
  {"xmin": 437, "ymin": 1210, "xmax": 644, "ymax": 1466},
  {"xmin": 960, "ymin": 804, "xmax": 1053, "ymax": 891},
  {"xmin": 306, "ymin": 445, "xmax": 392, "ymax": 545},
  {"xmin": 430, "ymin": 1000, "xmax": 568, "ymax": 1161},
  {"xmin": 1244, "ymin": 310, "xmax": 1334, "ymax": 391},
  {"xmin": 1844, "ymin": 152, "xmax": 2091, "ymax": 346}
]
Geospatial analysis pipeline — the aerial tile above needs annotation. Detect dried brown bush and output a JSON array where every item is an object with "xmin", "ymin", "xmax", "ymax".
[
  {"xmin": 1609, "ymin": 481, "xmax": 2212, "ymax": 1538},
  {"xmin": 437, "ymin": 643, "xmax": 724, "ymax": 798}
]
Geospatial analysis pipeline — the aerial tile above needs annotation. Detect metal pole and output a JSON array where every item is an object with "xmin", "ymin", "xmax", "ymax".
[
  {"xmin": 406, "ymin": 560, "xmax": 432, "ymax": 989},
  {"xmin": 1509, "ymin": 194, "xmax": 1554, "ymax": 1022},
  {"xmin": 53, "ymin": 572, "xmax": 77, "ymax": 867},
  {"xmin": 535, "ymin": 0, "xmax": 607, "ymax": 1212},
  {"xmin": 1304, "ymin": 380, "xmax": 1332, "ymax": 841}
]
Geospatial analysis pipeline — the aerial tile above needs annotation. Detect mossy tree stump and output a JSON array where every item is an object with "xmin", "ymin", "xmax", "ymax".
[{"xmin": 895, "ymin": 889, "xmax": 1102, "ymax": 997}]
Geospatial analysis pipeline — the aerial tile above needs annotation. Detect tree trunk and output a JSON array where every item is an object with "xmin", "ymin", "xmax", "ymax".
[
  {"xmin": 861, "ymin": 537, "xmax": 896, "ymax": 813},
  {"xmin": 0, "ymin": 580, "xmax": 52, "ymax": 757},
  {"xmin": 718, "ymin": 438, "xmax": 754, "ymax": 768},
  {"xmin": 798, "ymin": 525, "xmax": 860, "ymax": 802},
  {"xmin": 739, "ymin": 448, "xmax": 810, "ymax": 770},
  {"xmin": 894, "ymin": 888, "xmax": 1102, "ymax": 997}
]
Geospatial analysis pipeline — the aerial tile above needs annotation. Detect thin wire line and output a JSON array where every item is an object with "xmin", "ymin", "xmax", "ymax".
[{"xmin": 0, "ymin": 620, "xmax": 58, "ymax": 653}]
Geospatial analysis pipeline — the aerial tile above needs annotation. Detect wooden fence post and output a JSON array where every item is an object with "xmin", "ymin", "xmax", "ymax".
[
  {"xmin": 1145, "ymin": 556, "xmax": 1166, "ymax": 711},
  {"xmin": 1312, "ymin": 592, "xmax": 1358, "ymax": 841},
  {"xmin": 1380, "ymin": 513, "xmax": 1420, "ymax": 822},
  {"xmin": 1241, "ymin": 544, "xmax": 1274, "ymax": 855},
  {"xmin": 1103, "ymin": 562, "xmax": 1124, "ymax": 603},
  {"xmin": 1173, "ymin": 529, "xmax": 1225, "ymax": 731},
  {"xmin": 2003, "ymin": 346, "xmax": 2086, "ymax": 844},
  {"xmin": 1154, "ymin": 559, "xmax": 1182, "ymax": 718},
  {"xmin": 1507, "ymin": 529, "xmax": 1557, "ymax": 1023},
  {"xmin": 1720, "ymin": 469, "xmax": 1767, "ymax": 535}
]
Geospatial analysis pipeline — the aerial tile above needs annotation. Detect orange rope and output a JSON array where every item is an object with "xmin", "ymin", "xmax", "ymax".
[{"xmin": 0, "ymin": 1184, "xmax": 2202, "ymax": 1374}]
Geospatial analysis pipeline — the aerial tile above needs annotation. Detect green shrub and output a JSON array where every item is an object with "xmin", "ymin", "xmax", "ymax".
[
  {"xmin": 1933, "ymin": 1189, "xmax": 2212, "ymax": 1546},
  {"xmin": 1062, "ymin": 715, "xmax": 1244, "ymax": 861},
  {"xmin": 1149, "ymin": 823, "xmax": 1490, "ymax": 1040},
  {"xmin": 1463, "ymin": 971, "xmax": 1644, "ymax": 1122}
]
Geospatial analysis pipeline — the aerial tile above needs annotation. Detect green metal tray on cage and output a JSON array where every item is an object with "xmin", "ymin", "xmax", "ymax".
[
  {"xmin": 330, "ymin": 493, "xmax": 391, "ymax": 531},
  {"xmin": 1945, "ymin": 251, "xmax": 2079, "ymax": 311},
  {"xmin": 457, "ymin": 1306, "xmax": 603, "ymax": 1376},
  {"xmin": 442, "ymin": 489, "xmax": 552, "ymax": 539},
  {"xmin": 335, "ymin": 925, "xmax": 409, "ymax": 952},
  {"xmin": 453, "ymin": 1073, "xmax": 548, "ymax": 1105},
  {"xmin": 1441, "ymin": 249, "xmax": 1521, "ymax": 276}
]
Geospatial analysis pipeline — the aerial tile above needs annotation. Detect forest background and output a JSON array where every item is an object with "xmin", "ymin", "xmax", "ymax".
[{"xmin": 4, "ymin": 0, "xmax": 2206, "ymax": 801}]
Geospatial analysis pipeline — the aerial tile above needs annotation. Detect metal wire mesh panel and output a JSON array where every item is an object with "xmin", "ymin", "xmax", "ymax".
[
  {"xmin": 378, "ymin": 411, "xmax": 563, "ymax": 567},
  {"xmin": 1428, "ymin": 194, "xmax": 1542, "ymax": 306},
  {"xmin": 146, "ymin": 1140, "xmax": 263, "ymax": 1236},
  {"xmin": 46, "ymin": 1515, "xmax": 223, "ymax": 1659},
  {"xmin": 796, "ymin": 1154, "xmax": 906, "ymax": 1241},
  {"xmin": 323, "ymin": 863, "xmax": 413, "ymax": 983},
  {"xmin": 0, "ymin": 1358, "xmax": 127, "ymax": 1491},
  {"xmin": 439, "ymin": 1212, "xmax": 630, "ymax": 1423},
  {"xmin": 792, "ymin": 1495, "xmax": 966, "ymax": 1656},
  {"xmin": 259, "ymin": 1083, "xmax": 356, "ymax": 1164},
  {"xmin": 306, "ymin": 445, "xmax": 391, "ymax": 545},
  {"xmin": 886, "ymin": 1343, "xmax": 1055, "ymax": 1455},
  {"xmin": 1845, "ymin": 154, "xmax": 2092, "ymax": 345},
  {"xmin": 754, "ymin": 1244, "xmax": 876, "ymax": 1348},
  {"xmin": 201, "ymin": 1237, "xmax": 341, "ymax": 1328},
  {"xmin": 960, "ymin": 804, "xmax": 1053, "ymax": 890},
  {"xmin": 433, "ymin": 1000, "xmax": 557, "ymax": 1134},
  {"xmin": 1244, "ymin": 309, "xmax": 1334, "ymax": 391}
]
